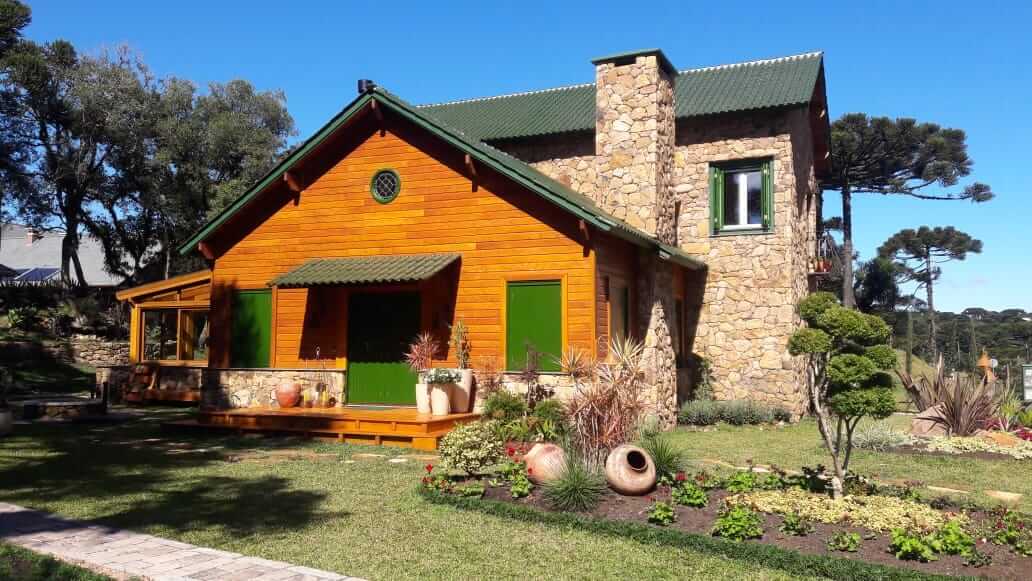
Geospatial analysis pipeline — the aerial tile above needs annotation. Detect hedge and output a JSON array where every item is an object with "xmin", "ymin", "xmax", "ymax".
[{"xmin": 418, "ymin": 489, "xmax": 972, "ymax": 581}]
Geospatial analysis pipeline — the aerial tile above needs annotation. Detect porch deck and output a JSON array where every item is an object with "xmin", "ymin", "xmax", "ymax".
[{"xmin": 165, "ymin": 406, "xmax": 479, "ymax": 450}]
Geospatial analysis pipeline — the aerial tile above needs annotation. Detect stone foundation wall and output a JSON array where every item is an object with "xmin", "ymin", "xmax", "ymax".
[
  {"xmin": 200, "ymin": 368, "xmax": 346, "ymax": 410},
  {"xmin": 69, "ymin": 335, "xmax": 129, "ymax": 367}
]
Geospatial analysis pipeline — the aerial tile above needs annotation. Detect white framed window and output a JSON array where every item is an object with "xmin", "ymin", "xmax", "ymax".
[{"xmin": 710, "ymin": 159, "xmax": 773, "ymax": 234}]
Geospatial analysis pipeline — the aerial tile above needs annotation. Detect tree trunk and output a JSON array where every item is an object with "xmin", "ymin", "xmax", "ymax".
[
  {"xmin": 841, "ymin": 186, "xmax": 856, "ymax": 309},
  {"xmin": 925, "ymin": 254, "xmax": 937, "ymax": 361},
  {"xmin": 60, "ymin": 226, "xmax": 87, "ymax": 287},
  {"xmin": 905, "ymin": 310, "xmax": 914, "ymax": 374}
]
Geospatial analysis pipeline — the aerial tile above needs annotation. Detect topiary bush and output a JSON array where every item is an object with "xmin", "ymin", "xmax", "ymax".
[{"xmin": 438, "ymin": 421, "xmax": 505, "ymax": 475}]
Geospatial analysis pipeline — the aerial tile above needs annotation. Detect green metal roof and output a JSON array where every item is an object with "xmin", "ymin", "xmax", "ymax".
[
  {"xmin": 179, "ymin": 86, "xmax": 704, "ymax": 271},
  {"xmin": 419, "ymin": 52, "xmax": 823, "ymax": 141},
  {"xmin": 269, "ymin": 253, "xmax": 461, "ymax": 288}
]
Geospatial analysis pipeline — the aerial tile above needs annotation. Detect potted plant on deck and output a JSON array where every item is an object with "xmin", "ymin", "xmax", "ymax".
[
  {"xmin": 405, "ymin": 332, "xmax": 439, "ymax": 414},
  {"xmin": 449, "ymin": 320, "xmax": 474, "ymax": 413},
  {"xmin": 424, "ymin": 367, "xmax": 461, "ymax": 416}
]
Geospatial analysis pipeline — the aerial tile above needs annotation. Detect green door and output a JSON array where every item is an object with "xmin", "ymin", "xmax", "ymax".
[
  {"xmin": 506, "ymin": 280, "xmax": 561, "ymax": 372},
  {"xmin": 347, "ymin": 292, "xmax": 420, "ymax": 405},
  {"xmin": 231, "ymin": 290, "xmax": 272, "ymax": 368}
]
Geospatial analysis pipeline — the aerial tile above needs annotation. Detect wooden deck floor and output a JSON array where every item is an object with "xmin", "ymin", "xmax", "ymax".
[{"xmin": 165, "ymin": 405, "xmax": 479, "ymax": 450}]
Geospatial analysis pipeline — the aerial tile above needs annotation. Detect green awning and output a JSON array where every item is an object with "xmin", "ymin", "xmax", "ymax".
[{"xmin": 269, "ymin": 253, "xmax": 460, "ymax": 288}]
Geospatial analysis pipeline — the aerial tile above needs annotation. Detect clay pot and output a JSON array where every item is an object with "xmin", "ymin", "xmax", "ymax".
[
  {"xmin": 430, "ymin": 383, "xmax": 452, "ymax": 416},
  {"xmin": 415, "ymin": 382, "xmax": 431, "ymax": 414},
  {"xmin": 524, "ymin": 443, "xmax": 566, "ymax": 484},
  {"xmin": 450, "ymin": 369, "xmax": 474, "ymax": 413},
  {"xmin": 604, "ymin": 444, "xmax": 656, "ymax": 496},
  {"xmin": 275, "ymin": 382, "xmax": 301, "ymax": 408}
]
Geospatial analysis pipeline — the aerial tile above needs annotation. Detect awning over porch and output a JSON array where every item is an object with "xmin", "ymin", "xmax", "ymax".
[{"xmin": 268, "ymin": 253, "xmax": 460, "ymax": 288}]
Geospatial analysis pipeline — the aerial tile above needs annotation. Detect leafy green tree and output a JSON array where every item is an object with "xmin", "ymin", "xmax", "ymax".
[
  {"xmin": 789, "ymin": 292, "xmax": 897, "ymax": 499},
  {"xmin": 0, "ymin": 0, "xmax": 31, "ymax": 226},
  {"xmin": 824, "ymin": 113, "xmax": 993, "ymax": 309},
  {"xmin": 878, "ymin": 226, "xmax": 983, "ymax": 361},
  {"xmin": 854, "ymin": 256, "xmax": 902, "ymax": 313}
]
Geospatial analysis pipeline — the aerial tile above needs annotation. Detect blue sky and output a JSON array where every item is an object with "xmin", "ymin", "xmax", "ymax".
[{"xmin": 23, "ymin": 0, "xmax": 1031, "ymax": 312}]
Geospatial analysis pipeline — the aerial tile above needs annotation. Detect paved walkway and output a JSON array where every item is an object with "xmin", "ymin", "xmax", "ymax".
[{"xmin": 0, "ymin": 503, "xmax": 364, "ymax": 581}]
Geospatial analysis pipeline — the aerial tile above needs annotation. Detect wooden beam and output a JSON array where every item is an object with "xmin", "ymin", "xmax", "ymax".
[
  {"xmin": 197, "ymin": 241, "xmax": 215, "ymax": 261},
  {"xmin": 464, "ymin": 154, "xmax": 477, "ymax": 178},
  {"xmin": 283, "ymin": 171, "xmax": 302, "ymax": 193}
]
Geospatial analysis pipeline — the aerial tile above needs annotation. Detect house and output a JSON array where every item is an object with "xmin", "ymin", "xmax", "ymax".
[
  {"xmin": 0, "ymin": 224, "xmax": 122, "ymax": 286},
  {"xmin": 112, "ymin": 48, "xmax": 829, "ymax": 435}
]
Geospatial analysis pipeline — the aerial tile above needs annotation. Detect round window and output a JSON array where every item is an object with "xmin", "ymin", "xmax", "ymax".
[{"xmin": 370, "ymin": 169, "xmax": 401, "ymax": 204}]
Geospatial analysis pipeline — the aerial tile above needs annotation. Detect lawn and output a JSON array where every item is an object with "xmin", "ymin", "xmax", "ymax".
[
  {"xmin": 668, "ymin": 414, "xmax": 1032, "ymax": 512},
  {"xmin": 0, "ymin": 340, "xmax": 95, "ymax": 395},
  {"xmin": 0, "ymin": 411, "xmax": 816, "ymax": 581},
  {"xmin": 0, "ymin": 542, "xmax": 111, "ymax": 581}
]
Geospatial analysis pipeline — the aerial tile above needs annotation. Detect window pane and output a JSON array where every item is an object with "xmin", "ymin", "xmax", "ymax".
[
  {"xmin": 180, "ymin": 310, "xmax": 210, "ymax": 361},
  {"xmin": 722, "ymin": 172, "xmax": 740, "ymax": 225},
  {"xmin": 143, "ymin": 310, "xmax": 178, "ymax": 360},
  {"xmin": 609, "ymin": 284, "xmax": 628, "ymax": 342},
  {"xmin": 746, "ymin": 170, "xmax": 763, "ymax": 225}
]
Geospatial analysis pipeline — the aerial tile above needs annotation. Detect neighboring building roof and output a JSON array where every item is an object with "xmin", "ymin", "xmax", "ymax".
[
  {"xmin": 418, "ymin": 52, "xmax": 825, "ymax": 141},
  {"xmin": 0, "ymin": 263, "xmax": 17, "ymax": 278},
  {"xmin": 179, "ymin": 87, "xmax": 705, "ymax": 271},
  {"xmin": 269, "ymin": 254, "xmax": 461, "ymax": 288},
  {"xmin": 13, "ymin": 267, "xmax": 60, "ymax": 283},
  {"xmin": 0, "ymin": 224, "xmax": 122, "ymax": 286}
]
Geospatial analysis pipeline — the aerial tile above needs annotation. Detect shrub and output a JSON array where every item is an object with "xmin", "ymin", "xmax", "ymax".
[
  {"xmin": 711, "ymin": 505, "xmax": 763, "ymax": 541},
  {"xmin": 6, "ymin": 306, "xmax": 39, "ymax": 332},
  {"xmin": 778, "ymin": 513, "xmax": 813, "ymax": 536},
  {"xmin": 483, "ymin": 391, "xmax": 527, "ymax": 423},
  {"xmin": 724, "ymin": 471, "xmax": 759, "ymax": 493},
  {"xmin": 531, "ymin": 398, "xmax": 565, "ymax": 424},
  {"xmin": 671, "ymin": 479, "xmax": 708, "ymax": 508},
  {"xmin": 720, "ymin": 400, "xmax": 774, "ymax": 425},
  {"xmin": 889, "ymin": 529, "xmax": 937, "ymax": 562},
  {"xmin": 647, "ymin": 499, "xmax": 676, "ymax": 526},
  {"xmin": 771, "ymin": 406, "xmax": 793, "ymax": 423},
  {"xmin": 853, "ymin": 421, "xmax": 914, "ymax": 451},
  {"xmin": 543, "ymin": 457, "xmax": 606, "ymax": 513},
  {"xmin": 638, "ymin": 427, "xmax": 685, "ymax": 480},
  {"xmin": 929, "ymin": 520, "xmax": 974, "ymax": 557},
  {"xmin": 438, "ymin": 421, "xmax": 505, "ymax": 475},
  {"xmin": 827, "ymin": 531, "xmax": 861, "ymax": 552},
  {"xmin": 678, "ymin": 399, "xmax": 719, "ymax": 425}
]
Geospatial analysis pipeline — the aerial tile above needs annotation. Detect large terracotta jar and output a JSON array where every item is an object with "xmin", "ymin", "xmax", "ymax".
[
  {"xmin": 524, "ymin": 443, "xmax": 566, "ymax": 484},
  {"xmin": 450, "ymin": 369, "xmax": 474, "ymax": 413},
  {"xmin": 275, "ymin": 382, "xmax": 301, "ymax": 408},
  {"xmin": 429, "ymin": 383, "xmax": 452, "ymax": 416},
  {"xmin": 604, "ymin": 444, "xmax": 656, "ymax": 496}
]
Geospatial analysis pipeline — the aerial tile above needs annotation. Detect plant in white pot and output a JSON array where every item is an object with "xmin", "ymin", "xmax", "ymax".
[
  {"xmin": 449, "ymin": 319, "xmax": 474, "ymax": 413},
  {"xmin": 405, "ymin": 332, "xmax": 439, "ymax": 414},
  {"xmin": 424, "ymin": 367, "xmax": 461, "ymax": 416}
]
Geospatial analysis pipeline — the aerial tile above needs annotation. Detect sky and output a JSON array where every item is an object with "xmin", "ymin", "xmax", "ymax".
[{"xmin": 21, "ymin": 0, "xmax": 1032, "ymax": 312}]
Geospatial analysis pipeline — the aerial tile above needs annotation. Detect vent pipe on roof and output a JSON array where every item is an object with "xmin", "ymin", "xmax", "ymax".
[{"xmin": 357, "ymin": 79, "xmax": 376, "ymax": 94}]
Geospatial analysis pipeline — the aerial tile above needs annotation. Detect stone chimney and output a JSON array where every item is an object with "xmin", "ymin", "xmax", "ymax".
[{"xmin": 592, "ymin": 49, "xmax": 677, "ymax": 244}]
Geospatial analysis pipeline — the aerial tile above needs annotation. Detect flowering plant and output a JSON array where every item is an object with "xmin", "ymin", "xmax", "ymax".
[{"xmin": 425, "ymin": 367, "xmax": 462, "ymax": 384}]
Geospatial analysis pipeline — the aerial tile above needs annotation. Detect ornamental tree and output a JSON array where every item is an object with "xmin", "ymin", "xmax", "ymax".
[{"xmin": 788, "ymin": 292, "xmax": 897, "ymax": 499}]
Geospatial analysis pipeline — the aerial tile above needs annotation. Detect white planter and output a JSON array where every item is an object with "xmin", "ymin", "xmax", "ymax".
[
  {"xmin": 0, "ymin": 409, "xmax": 13, "ymax": 437},
  {"xmin": 429, "ymin": 383, "xmax": 453, "ymax": 416},
  {"xmin": 450, "ymin": 369, "xmax": 474, "ymax": 413},
  {"xmin": 415, "ymin": 383, "xmax": 431, "ymax": 414}
]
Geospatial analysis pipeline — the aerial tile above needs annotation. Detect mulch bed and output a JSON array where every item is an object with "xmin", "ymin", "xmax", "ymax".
[{"xmin": 479, "ymin": 483, "xmax": 1027, "ymax": 580}]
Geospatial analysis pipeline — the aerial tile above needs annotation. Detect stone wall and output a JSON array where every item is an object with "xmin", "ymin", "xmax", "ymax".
[
  {"xmin": 200, "ymin": 368, "xmax": 346, "ymax": 410},
  {"xmin": 69, "ymin": 335, "xmax": 129, "ymax": 367}
]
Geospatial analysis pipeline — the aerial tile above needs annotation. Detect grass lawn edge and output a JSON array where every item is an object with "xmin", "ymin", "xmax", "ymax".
[
  {"xmin": 418, "ymin": 488, "xmax": 974, "ymax": 581},
  {"xmin": 0, "ymin": 542, "xmax": 112, "ymax": 581}
]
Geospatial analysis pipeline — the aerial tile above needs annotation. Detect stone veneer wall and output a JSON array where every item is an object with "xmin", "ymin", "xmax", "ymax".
[
  {"xmin": 200, "ymin": 369, "xmax": 346, "ymax": 410},
  {"xmin": 69, "ymin": 335, "xmax": 129, "ymax": 367},
  {"xmin": 671, "ymin": 108, "xmax": 818, "ymax": 414}
]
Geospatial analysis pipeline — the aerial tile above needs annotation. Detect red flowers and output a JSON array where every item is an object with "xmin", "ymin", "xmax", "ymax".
[
  {"xmin": 421, "ymin": 476, "xmax": 430, "ymax": 485},
  {"xmin": 506, "ymin": 446, "xmax": 515, "ymax": 457},
  {"xmin": 425, "ymin": 464, "xmax": 434, "ymax": 474},
  {"xmin": 675, "ymin": 472, "xmax": 686, "ymax": 482},
  {"xmin": 527, "ymin": 467, "xmax": 534, "ymax": 475}
]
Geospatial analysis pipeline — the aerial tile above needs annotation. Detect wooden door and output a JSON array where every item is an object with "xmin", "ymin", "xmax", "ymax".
[
  {"xmin": 346, "ymin": 292, "xmax": 420, "ymax": 405},
  {"xmin": 230, "ymin": 290, "xmax": 271, "ymax": 368}
]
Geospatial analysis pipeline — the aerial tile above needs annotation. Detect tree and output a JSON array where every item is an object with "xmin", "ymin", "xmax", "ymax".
[
  {"xmin": 824, "ymin": 113, "xmax": 993, "ymax": 309},
  {"xmin": 878, "ymin": 226, "xmax": 983, "ymax": 361},
  {"xmin": 854, "ymin": 256, "xmax": 902, "ymax": 313},
  {"xmin": 2, "ymin": 41, "xmax": 155, "ymax": 285},
  {"xmin": 0, "ymin": 0, "xmax": 31, "ymax": 228},
  {"xmin": 789, "ymin": 292, "xmax": 897, "ymax": 499}
]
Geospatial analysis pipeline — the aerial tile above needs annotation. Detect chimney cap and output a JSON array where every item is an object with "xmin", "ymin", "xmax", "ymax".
[
  {"xmin": 591, "ymin": 48, "xmax": 676, "ymax": 76},
  {"xmin": 357, "ymin": 79, "xmax": 377, "ymax": 94}
]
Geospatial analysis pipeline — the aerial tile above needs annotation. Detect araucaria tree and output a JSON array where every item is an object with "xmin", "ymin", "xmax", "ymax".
[
  {"xmin": 788, "ymin": 292, "xmax": 897, "ymax": 499},
  {"xmin": 878, "ymin": 226, "xmax": 982, "ymax": 361},
  {"xmin": 824, "ymin": 114, "xmax": 993, "ymax": 309}
]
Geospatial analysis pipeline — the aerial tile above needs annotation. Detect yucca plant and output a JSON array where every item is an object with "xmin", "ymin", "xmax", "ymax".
[
  {"xmin": 542, "ymin": 445, "xmax": 607, "ymax": 512},
  {"xmin": 639, "ymin": 419, "xmax": 685, "ymax": 479},
  {"xmin": 896, "ymin": 355, "xmax": 948, "ymax": 412},
  {"xmin": 404, "ymin": 332, "xmax": 439, "ymax": 373},
  {"xmin": 934, "ymin": 375, "xmax": 1003, "ymax": 437}
]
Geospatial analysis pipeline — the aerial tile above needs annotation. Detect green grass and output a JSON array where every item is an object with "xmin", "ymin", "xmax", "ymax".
[
  {"xmin": 0, "ymin": 543, "xmax": 111, "ymax": 580},
  {"xmin": 668, "ymin": 415, "xmax": 1032, "ymax": 512},
  {"xmin": 0, "ymin": 342, "xmax": 94, "ymax": 395},
  {"xmin": 0, "ymin": 411, "xmax": 818, "ymax": 580}
]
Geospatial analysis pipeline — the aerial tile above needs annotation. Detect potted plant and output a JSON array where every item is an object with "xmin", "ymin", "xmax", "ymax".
[
  {"xmin": 0, "ymin": 367, "xmax": 13, "ymax": 436},
  {"xmin": 405, "ymin": 332, "xmax": 439, "ymax": 414},
  {"xmin": 424, "ymin": 367, "xmax": 461, "ymax": 416},
  {"xmin": 449, "ymin": 320, "xmax": 474, "ymax": 413}
]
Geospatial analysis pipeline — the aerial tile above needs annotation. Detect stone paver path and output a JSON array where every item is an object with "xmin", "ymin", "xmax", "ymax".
[{"xmin": 0, "ymin": 503, "xmax": 364, "ymax": 581}]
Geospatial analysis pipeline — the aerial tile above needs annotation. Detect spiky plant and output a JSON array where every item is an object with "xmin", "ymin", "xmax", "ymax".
[
  {"xmin": 935, "ymin": 375, "xmax": 1003, "ymax": 436},
  {"xmin": 638, "ymin": 423, "xmax": 685, "ymax": 480},
  {"xmin": 404, "ymin": 332, "xmax": 439, "ymax": 373},
  {"xmin": 542, "ymin": 448, "xmax": 606, "ymax": 512}
]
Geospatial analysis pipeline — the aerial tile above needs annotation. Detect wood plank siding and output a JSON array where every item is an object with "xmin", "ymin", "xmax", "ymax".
[{"xmin": 207, "ymin": 113, "xmax": 597, "ymax": 369}]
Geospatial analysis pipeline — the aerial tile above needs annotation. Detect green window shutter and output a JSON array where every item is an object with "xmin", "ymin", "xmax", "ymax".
[
  {"xmin": 761, "ymin": 161, "xmax": 773, "ymax": 231},
  {"xmin": 709, "ymin": 166, "xmax": 724, "ymax": 234},
  {"xmin": 231, "ymin": 290, "xmax": 272, "ymax": 368},
  {"xmin": 506, "ymin": 280, "xmax": 562, "ymax": 372}
]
